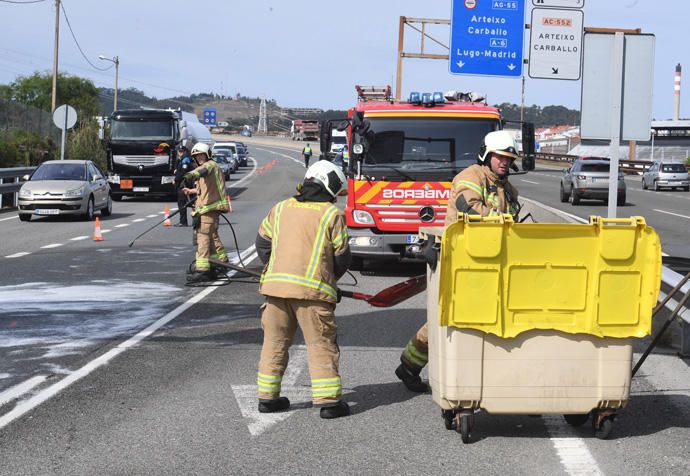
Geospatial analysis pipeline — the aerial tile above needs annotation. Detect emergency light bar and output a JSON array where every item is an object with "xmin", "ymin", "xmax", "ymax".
[{"xmin": 408, "ymin": 91, "xmax": 446, "ymax": 106}]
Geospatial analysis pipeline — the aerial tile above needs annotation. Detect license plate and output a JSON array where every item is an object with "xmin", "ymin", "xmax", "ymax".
[
  {"xmin": 406, "ymin": 234, "xmax": 419, "ymax": 244},
  {"xmin": 120, "ymin": 179, "xmax": 133, "ymax": 189},
  {"xmin": 133, "ymin": 187, "xmax": 149, "ymax": 192},
  {"xmin": 35, "ymin": 209, "xmax": 59, "ymax": 215}
]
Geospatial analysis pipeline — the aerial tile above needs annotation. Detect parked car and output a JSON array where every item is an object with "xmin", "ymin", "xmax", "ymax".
[
  {"xmin": 214, "ymin": 149, "xmax": 238, "ymax": 175},
  {"xmin": 17, "ymin": 160, "xmax": 112, "ymax": 221},
  {"xmin": 560, "ymin": 157, "xmax": 626, "ymax": 206},
  {"xmin": 642, "ymin": 161, "xmax": 689, "ymax": 191},
  {"xmin": 212, "ymin": 155, "xmax": 232, "ymax": 180},
  {"xmin": 212, "ymin": 142, "xmax": 241, "ymax": 166}
]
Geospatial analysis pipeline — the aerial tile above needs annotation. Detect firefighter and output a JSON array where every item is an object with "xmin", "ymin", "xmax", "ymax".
[
  {"xmin": 174, "ymin": 145, "xmax": 193, "ymax": 227},
  {"xmin": 302, "ymin": 143, "xmax": 313, "ymax": 168},
  {"xmin": 395, "ymin": 130, "xmax": 521, "ymax": 392},
  {"xmin": 182, "ymin": 143, "xmax": 230, "ymax": 283},
  {"xmin": 255, "ymin": 160, "xmax": 351, "ymax": 419}
]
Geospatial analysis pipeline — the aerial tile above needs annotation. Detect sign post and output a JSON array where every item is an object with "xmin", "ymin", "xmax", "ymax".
[
  {"xmin": 52, "ymin": 104, "xmax": 77, "ymax": 161},
  {"xmin": 449, "ymin": 0, "xmax": 526, "ymax": 77},
  {"xmin": 528, "ymin": 7, "xmax": 584, "ymax": 80}
]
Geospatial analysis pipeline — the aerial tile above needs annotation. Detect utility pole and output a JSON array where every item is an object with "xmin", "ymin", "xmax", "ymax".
[{"xmin": 51, "ymin": 0, "xmax": 60, "ymax": 112}]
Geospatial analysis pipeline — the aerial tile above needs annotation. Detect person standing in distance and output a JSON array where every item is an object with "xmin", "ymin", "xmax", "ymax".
[
  {"xmin": 302, "ymin": 143, "xmax": 313, "ymax": 168},
  {"xmin": 182, "ymin": 143, "xmax": 230, "ymax": 283},
  {"xmin": 174, "ymin": 145, "xmax": 193, "ymax": 227},
  {"xmin": 395, "ymin": 130, "xmax": 521, "ymax": 392},
  {"xmin": 254, "ymin": 161, "xmax": 351, "ymax": 419}
]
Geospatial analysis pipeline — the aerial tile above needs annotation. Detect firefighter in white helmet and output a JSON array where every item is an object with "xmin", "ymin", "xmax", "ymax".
[
  {"xmin": 182, "ymin": 142, "xmax": 230, "ymax": 283},
  {"xmin": 254, "ymin": 160, "xmax": 352, "ymax": 418},
  {"xmin": 396, "ymin": 130, "xmax": 521, "ymax": 392}
]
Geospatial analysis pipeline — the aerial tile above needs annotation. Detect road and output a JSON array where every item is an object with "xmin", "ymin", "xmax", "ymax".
[{"xmin": 0, "ymin": 143, "xmax": 689, "ymax": 475}]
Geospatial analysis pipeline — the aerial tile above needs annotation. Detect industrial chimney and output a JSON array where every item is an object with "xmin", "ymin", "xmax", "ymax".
[{"xmin": 674, "ymin": 63, "xmax": 681, "ymax": 121}]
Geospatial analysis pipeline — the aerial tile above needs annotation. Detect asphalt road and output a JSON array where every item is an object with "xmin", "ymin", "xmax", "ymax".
[{"xmin": 0, "ymin": 146, "xmax": 689, "ymax": 475}]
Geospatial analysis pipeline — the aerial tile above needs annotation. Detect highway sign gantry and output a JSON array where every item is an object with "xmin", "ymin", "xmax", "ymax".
[
  {"xmin": 450, "ymin": 0, "xmax": 526, "ymax": 77},
  {"xmin": 528, "ymin": 7, "xmax": 584, "ymax": 80}
]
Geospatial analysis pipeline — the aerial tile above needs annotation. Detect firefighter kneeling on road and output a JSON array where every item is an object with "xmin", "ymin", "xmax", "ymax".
[
  {"xmin": 182, "ymin": 143, "xmax": 230, "ymax": 283},
  {"xmin": 396, "ymin": 130, "xmax": 521, "ymax": 392},
  {"xmin": 255, "ymin": 161, "xmax": 351, "ymax": 419}
]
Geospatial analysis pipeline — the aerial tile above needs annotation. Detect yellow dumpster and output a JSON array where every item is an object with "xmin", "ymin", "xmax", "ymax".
[{"xmin": 421, "ymin": 215, "xmax": 661, "ymax": 443}]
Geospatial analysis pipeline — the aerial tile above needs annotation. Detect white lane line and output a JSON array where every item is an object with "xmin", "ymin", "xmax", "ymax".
[
  {"xmin": 0, "ymin": 215, "xmax": 18, "ymax": 222},
  {"xmin": 0, "ymin": 246, "xmax": 258, "ymax": 431},
  {"xmin": 101, "ymin": 229, "xmax": 112, "ymax": 234},
  {"xmin": 0, "ymin": 376, "xmax": 47, "ymax": 407},
  {"xmin": 146, "ymin": 214, "xmax": 158, "ymax": 218},
  {"xmin": 70, "ymin": 236, "xmax": 89, "ymax": 241},
  {"xmin": 132, "ymin": 218, "xmax": 146, "ymax": 223},
  {"xmin": 40, "ymin": 243, "xmax": 63, "ymax": 249},
  {"xmin": 520, "ymin": 179, "xmax": 540, "ymax": 185},
  {"xmin": 114, "ymin": 224, "xmax": 130, "ymax": 228},
  {"xmin": 4, "ymin": 252, "xmax": 30, "ymax": 259},
  {"xmin": 254, "ymin": 147, "xmax": 303, "ymax": 166},
  {"xmin": 543, "ymin": 416, "xmax": 603, "ymax": 476},
  {"xmin": 520, "ymin": 197, "xmax": 587, "ymax": 224},
  {"xmin": 653, "ymin": 208, "xmax": 690, "ymax": 220}
]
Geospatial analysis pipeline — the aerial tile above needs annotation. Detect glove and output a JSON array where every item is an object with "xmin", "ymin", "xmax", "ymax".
[{"xmin": 192, "ymin": 214, "xmax": 201, "ymax": 230}]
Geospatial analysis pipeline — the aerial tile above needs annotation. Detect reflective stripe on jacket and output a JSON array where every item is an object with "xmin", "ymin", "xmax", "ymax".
[
  {"xmin": 184, "ymin": 160, "xmax": 229, "ymax": 215},
  {"xmin": 445, "ymin": 163, "xmax": 519, "ymax": 225},
  {"xmin": 258, "ymin": 197, "xmax": 349, "ymax": 303}
]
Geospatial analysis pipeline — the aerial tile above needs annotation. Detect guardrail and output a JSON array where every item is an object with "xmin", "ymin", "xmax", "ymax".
[
  {"xmin": 535, "ymin": 153, "xmax": 690, "ymax": 174},
  {"xmin": 0, "ymin": 166, "xmax": 35, "ymax": 208}
]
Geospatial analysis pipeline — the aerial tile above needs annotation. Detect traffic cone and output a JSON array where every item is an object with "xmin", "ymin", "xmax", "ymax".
[
  {"xmin": 227, "ymin": 195, "xmax": 233, "ymax": 213},
  {"xmin": 163, "ymin": 206, "xmax": 172, "ymax": 227},
  {"xmin": 93, "ymin": 216, "xmax": 103, "ymax": 241}
]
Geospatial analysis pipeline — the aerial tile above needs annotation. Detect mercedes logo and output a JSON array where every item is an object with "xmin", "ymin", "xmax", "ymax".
[
  {"xmin": 138, "ymin": 164, "xmax": 144, "ymax": 172},
  {"xmin": 418, "ymin": 206, "xmax": 435, "ymax": 223}
]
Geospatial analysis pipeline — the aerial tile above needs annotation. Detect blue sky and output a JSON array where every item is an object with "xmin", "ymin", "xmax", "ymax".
[{"xmin": 0, "ymin": 0, "xmax": 686, "ymax": 119}]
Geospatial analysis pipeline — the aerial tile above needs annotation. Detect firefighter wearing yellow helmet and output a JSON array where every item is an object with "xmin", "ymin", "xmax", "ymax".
[
  {"xmin": 396, "ymin": 130, "xmax": 521, "ymax": 392},
  {"xmin": 182, "ymin": 142, "xmax": 230, "ymax": 283},
  {"xmin": 254, "ymin": 160, "xmax": 352, "ymax": 418}
]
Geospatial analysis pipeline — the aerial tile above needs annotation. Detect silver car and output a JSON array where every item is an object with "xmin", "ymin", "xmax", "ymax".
[
  {"xmin": 642, "ymin": 161, "xmax": 689, "ymax": 191},
  {"xmin": 18, "ymin": 160, "xmax": 112, "ymax": 222},
  {"xmin": 560, "ymin": 158, "xmax": 627, "ymax": 206}
]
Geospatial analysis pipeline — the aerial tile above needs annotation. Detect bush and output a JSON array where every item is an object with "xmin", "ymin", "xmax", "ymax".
[
  {"xmin": 66, "ymin": 122, "xmax": 106, "ymax": 170},
  {"xmin": 0, "ymin": 130, "xmax": 54, "ymax": 167}
]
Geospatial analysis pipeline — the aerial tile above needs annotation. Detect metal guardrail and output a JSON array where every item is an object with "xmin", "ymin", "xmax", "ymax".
[
  {"xmin": 535, "ymin": 153, "xmax": 690, "ymax": 174},
  {"xmin": 0, "ymin": 167, "xmax": 35, "ymax": 205}
]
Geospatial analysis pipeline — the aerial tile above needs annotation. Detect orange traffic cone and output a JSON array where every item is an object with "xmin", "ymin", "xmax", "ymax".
[
  {"xmin": 227, "ymin": 195, "xmax": 233, "ymax": 213},
  {"xmin": 163, "ymin": 206, "xmax": 172, "ymax": 227},
  {"xmin": 93, "ymin": 216, "xmax": 103, "ymax": 241}
]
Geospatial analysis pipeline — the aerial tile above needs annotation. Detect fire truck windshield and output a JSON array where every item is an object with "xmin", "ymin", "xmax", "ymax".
[
  {"xmin": 110, "ymin": 119, "xmax": 174, "ymax": 141},
  {"xmin": 363, "ymin": 117, "xmax": 499, "ymax": 168}
]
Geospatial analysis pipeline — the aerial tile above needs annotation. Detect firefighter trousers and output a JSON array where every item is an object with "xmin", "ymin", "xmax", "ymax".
[
  {"xmin": 400, "ymin": 322, "xmax": 428, "ymax": 373},
  {"xmin": 258, "ymin": 296, "xmax": 342, "ymax": 405},
  {"xmin": 195, "ymin": 211, "xmax": 227, "ymax": 271}
]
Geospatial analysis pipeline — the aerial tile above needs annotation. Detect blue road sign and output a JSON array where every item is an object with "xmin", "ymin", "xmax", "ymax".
[
  {"xmin": 203, "ymin": 108, "xmax": 217, "ymax": 126},
  {"xmin": 450, "ymin": 0, "xmax": 526, "ymax": 77}
]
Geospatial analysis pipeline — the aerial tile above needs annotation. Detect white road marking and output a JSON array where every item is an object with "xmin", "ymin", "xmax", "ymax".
[
  {"xmin": 132, "ymin": 218, "xmax": 146, "ymax": 223},
  {"xmin": 146, "ymin": 214, "xmax": 158, "ymax": 218},
  {"xmin": 520, "ymin": 179, "xmax": 540, "ymax": 185},
  {"xmin": 70, "ymin": 236, "xmax": 89, "ymax": 241},
  {"xmin": 40, "ymin": 243, "xmax": 63, "ymax": 249},
  {"xmin": 171, "ymin": 208, "xmax": 178, "ymax": 211},
  {"xmin": 0, "ymin": 376, "xmax": 47, "ymax": 407},
  {"xmin": 0, "ymin": 215, "xmax": 18, "ymax": 222},
  {"xmin": 100, "ymin": 229, "xmax": 112, "ymax": 234},
  {"xmin": 0, "ymin": 246, "xmax": 258, "ymax": 431},
  {"xmin": 254, "ymin": 147, "xmax": 303, "ymax": 166},
  {"xmin": 227, "ymin": 157, "xmax": 259, "ymax": 190},
  {"xmin": 653, "ymin": 208, "xmax": 690, "ymax": 220},
  {"xmin": 543, "ymin": 416, "xmax": 603, "ymax": 476},
  {"xmin": 4, "ymin": 252, "xmax": 30, "ymax": 258},
  {"xmin": 114, "ymin": 224, "xmax": 129, "ymax": 228}
]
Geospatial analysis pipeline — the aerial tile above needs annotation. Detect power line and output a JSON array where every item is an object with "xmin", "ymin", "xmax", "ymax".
[
  {"xmin": 60, "ymin": 1, "xmax": 112, "ymax": 72},
  {"xmin": 0, "ymin": 0, "xmax": 47, "ymax": 4}
]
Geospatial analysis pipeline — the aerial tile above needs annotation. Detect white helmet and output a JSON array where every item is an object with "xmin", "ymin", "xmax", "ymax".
[
  {"xmin": 478, "ymin": 130, "xmax": 519, "ymax": 163},
  {"xmin": 304, "ymin": 160, "xmax": 347, "ymax": 198},
  {"xmin": 191, "ymin": 142, "xmax": 211, "ymax": 159}
]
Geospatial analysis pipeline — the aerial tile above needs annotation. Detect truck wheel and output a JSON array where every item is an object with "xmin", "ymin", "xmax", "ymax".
[{"xmin": 19, "ymin": 214, "xmax": 31, "ymax": 222}]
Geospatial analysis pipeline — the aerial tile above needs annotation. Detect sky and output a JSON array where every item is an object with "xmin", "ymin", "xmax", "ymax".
[{"xmin": 0, "ymin": 0, "xmax": 687, "ymax": 119}]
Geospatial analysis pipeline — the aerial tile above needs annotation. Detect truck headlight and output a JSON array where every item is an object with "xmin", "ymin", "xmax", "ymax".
[
  {"xmin": 353, "ymin": 210, "xmax": 374, "ymax": 225},
  {"xmin": 65, "ymin": 186, "xmax": 85, "ymax": 198},
  {"xmin": 108, "ymin": 175, "xmax": 120, "ymax": 184},
  {"xmin": 19, "ymin": 188, "xmax": 32, "ymax": 198},
  {"xmin": 353, "ymin": 144, "xmax": 364, "ymax": 154}
]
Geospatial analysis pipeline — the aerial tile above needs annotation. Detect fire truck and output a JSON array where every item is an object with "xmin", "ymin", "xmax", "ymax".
[{"xmin": 321, "ymin": 85, "xmax": 535, "ymax": 266}]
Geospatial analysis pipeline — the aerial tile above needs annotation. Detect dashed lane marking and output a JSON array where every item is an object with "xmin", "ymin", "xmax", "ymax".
[
  {"xmin": 70, "ymin": 236, "xmax": 89, "ymax": 241},
  {"xmin": 543, "ymin": 416, "xmax": 603, "ymax": 476},
  {"xmin": 520, "ymin": 179, "xmax": 540, "ymax": 185},
  {"xmin": 114, "ymin": 224, "xmax": 130, "ymax": 228},
  {"xmin": 40, "ymin": 243, "xmax": 63, "ymax": 249},
  {"xmin": 0, "ymin": 246, "xmax": 258, "ymax": 431},
  {"xmin": 100, "ymin": 229, "xmax": 112, "ymax": 234},
  {"xmin": 653, "ymin": 208, "xmax": 690, "ymax": 220},
  {"xmin": 146, "ymin": 214, "xmax": 158, "ymax": 218},
  {"xmin": 4, "ymin": 252, "xmax": 30, "ymax": 259},
  {"xmin": 132, "ymin": 218, "xmax": 146, "ymax": 223}
]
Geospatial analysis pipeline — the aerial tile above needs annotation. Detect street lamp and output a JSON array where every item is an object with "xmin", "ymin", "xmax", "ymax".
[{"xmin": 98, "ymin": 55, "xmax": 119, "ymax": 112}]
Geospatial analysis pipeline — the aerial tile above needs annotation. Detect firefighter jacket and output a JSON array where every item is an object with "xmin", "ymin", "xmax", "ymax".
[
  {"xmin": 184, "ymin": 160, "xmax": 229, "ymax": 215},
  {"xmin": 445, "ymin": 163, "xmax": 520, "ymax": 225},
  {"xmin": 257, "ymin": 198, "xmax": 349, "ymax": 303}
]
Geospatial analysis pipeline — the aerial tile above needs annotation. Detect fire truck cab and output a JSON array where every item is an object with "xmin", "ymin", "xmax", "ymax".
[{"xmin": 327, "ymin": 86, "xmax": 534, "ymax": 266}]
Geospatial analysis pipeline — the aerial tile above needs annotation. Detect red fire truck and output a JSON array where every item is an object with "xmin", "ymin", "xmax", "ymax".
[{"xmin": 322, "ymin": 86, "xmax": 534, "ymax": 266}]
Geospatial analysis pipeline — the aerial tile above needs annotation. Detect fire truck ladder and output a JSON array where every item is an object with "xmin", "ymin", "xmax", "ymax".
[{"xmin": 356, "ymin": 85, "xmax": 392, "ymax": 102}]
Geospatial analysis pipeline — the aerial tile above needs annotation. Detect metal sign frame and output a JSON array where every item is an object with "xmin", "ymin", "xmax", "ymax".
[{"xmin": 528, "ymin": 7, "xmax": 584, "ymax": 80}]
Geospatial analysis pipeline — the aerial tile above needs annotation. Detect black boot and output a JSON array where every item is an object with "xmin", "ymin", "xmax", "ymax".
[
  {"xmin": 395, "ymin": 363, "xmax": 429, "ymax": 393},
  {"xmin": 258, "ymin": 396, "xmax": 290, "ymax": 413},
  {"xmin": 186, "ymin": 270, "xmax": 214, "ymax": 283},
  {"xmin": 319, "ymin": 401, "xmax": 350, "ymax": 419}
]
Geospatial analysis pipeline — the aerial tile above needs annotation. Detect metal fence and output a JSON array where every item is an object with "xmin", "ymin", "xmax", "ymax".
[
  {"xmin": 0, "ymin": 166, "xmax": 35, "ymax": 209},
  {"xmin": 535, "ymin": 152, "xmax": 690, "ymax": 174},
  {"xmin": 0, "ymin": 98, "xmax": 60, "ymax": 142}
]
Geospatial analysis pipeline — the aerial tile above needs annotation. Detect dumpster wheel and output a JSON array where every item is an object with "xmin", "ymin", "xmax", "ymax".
[
  {"xmin": 442, "ymin": 410, "xmax": 455, "ymax": 430},
  {"xmin": 593, "ymin": 410, "xmax": 616, "ymax": 439},
  {"xmin": 454, "ymin": 412, "xmax": 474, "ymax": 444},
  {"xmin": 563, "ymin": 413, "xmax": 590, "ymax": 427}
]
